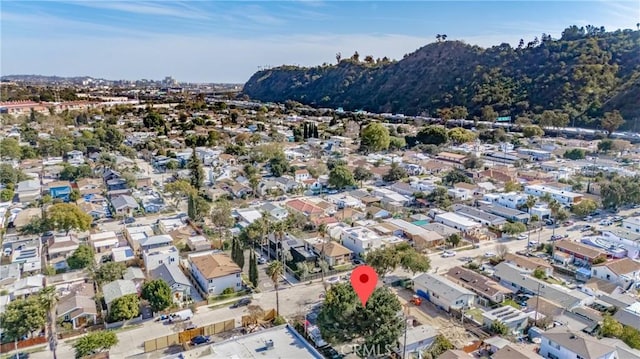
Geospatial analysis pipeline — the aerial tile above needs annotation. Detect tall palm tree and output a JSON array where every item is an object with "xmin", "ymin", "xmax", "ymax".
[
  {"xmin": 317, "ymin": 224, "xmax": 328, "ymax": 286},
  {"xmin": 39, "ymin": 286, "xmax": 59, "ymax": 359},
  {"xmin": 525, "ymin": 195, "xmax": 537, "ymax": 214},
  {"xmin": 266, "ymin": 261, "xmax": 284, "ymax": 315},
  {"xmin": 272, "ymin": 220, "xmax": 287, "ymax": 263}
]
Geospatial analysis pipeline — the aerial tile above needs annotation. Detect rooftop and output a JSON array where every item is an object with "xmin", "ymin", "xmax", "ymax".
[{"xmin": 190, "ymin": 252, "xmax": 241, "ymax": 279}]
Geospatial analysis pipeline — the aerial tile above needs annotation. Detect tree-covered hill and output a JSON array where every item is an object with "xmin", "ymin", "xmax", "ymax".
[{"xmin": 243, "ymin": 26, "xmax": 640, "ymax": 129}]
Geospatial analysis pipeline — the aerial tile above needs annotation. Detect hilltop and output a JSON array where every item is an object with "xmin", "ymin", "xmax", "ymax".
[{"xmin": 244, "ymin": 26, "xmax": 640, "ymax": 129}]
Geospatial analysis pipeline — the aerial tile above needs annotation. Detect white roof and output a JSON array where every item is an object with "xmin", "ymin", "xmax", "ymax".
[
  {"xmin": 435, "ymin": 212, "xmax": 481, "ymax": 228},
  {"xmin": 90, "ymin": 231, "xmax": 118, "ymax": 241}
]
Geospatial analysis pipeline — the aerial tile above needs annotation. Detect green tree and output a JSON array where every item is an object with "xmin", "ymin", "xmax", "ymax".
[
  {"xmin": 446, "ymin": 233, "xmax": 462, "ymax": 248},
  {"xmin": 442, "ymin": 170, "xmax": 471, "ymax": 186},
  {"xmin": 353, "ymin": 166, "xmax": 373, "ymax": 185},
  {"xmin": 359, "ymin": 122, "xmax": 390, "ymax": 153},
  {"xmin": 94, "ymin": 262, "xmax": 126, "ymax": 284},
  {"xmin": 366, "ymin": 243, "xmax": 430, "ymax": 277},
  {"xmin": 67, "ymin": 244, "xmax": 94, "ymax": 270},
  {"xmin": 481, "ymin": 105, "xmax": 498, "ymax": 122},
  {"xmin": 48, "ymin": 203, "xmax": 93, "ymax": 234},
  {"xmin": 141, "ymin": 279, "xmax": 173, "ymax": 312},
  {"xmin": 448, "ymin": 127, "xmax": 476, "ymax": 144},
  {"xmin": 0, "ymin": 137, "xmax": 22, "ymax": 160},
  {"xmin": 415, "ymin": 125, "xmax": 448, "ymax": 146},
  {"xmin": 0, "ymin": 188, "xmax": 14, "ymax": 202},
  {"xmin": 383, "ymin": 162, "xmax": 408, "ymax": 182},
  {"xmin": 491, "ymin": 320, "xmax": 509, "ymax": 335},
  {"xmin": 423, "ymin": 335, "xmax": 454, "ymax": 359},
  {"xmin": 426, "ymin": 186, "xmax": 452, "ymax": 209},
  {"xmin": 249, "ymin": 251, "xmax": 259, "ymax": 288},
  {"xmin": 0, "ymin": 295, "xmax": 47, "ymax": 340},
  {"xmin": 601, "ymin": 111, "xmax": 625, "ymax": 138},
  {"xmin": 504, "ymin": 181, "xmax": 522, "ymax": 192},
  {"xmin": 109, "ymin": 294, "xmax": 140, "ymax": 322},
  {"xmin": 317, "ymin": 284, "xmax": 403, "ymax": 352},
  {"xmin": 463, "ymin": 154, "xmax": 483, "ymax": 169},
  {"xmin": 73, "ymin": 331, "xmax": 118, "ymax": 359},
  {"xmin": 532, "ymin": 267, "xmax": 547, "ymax": 280},
  {"xmin": 232, "ymin": 238, "xmax": 245, "ymax": 270},
  {"xmin": 388, "ymin": 136, "xmax": 406, "ymax": 150},
  {"xmin": 188, "ymin": 147, "xmax": 204, "ymax": 190},
  {"xmin": 571, "ymin": 199, "xmax": 598, "ymax": 217},
  {"xmin": 267, "ymin": 261, "xmax": 284, "ymax": 315},
  {"xmin": 601, "ymin": 316, "xmax": 624, "ymax": 338},
  {"xmin": 522, "ymin": 125, "xmax": 544, "ymax": 138},
  {"xmin": 164, "ymin": 179, "xmax": 194, "ymax": 208},
  {"xmin": 563, "ymin": 149, "xmax": 586, "ymax": 160},
  {"xmin": 328, "ymin": 165, "xmax": 356, "ymax": 189},
  {"xmin": 269, "ymin": 156, "xmax": 290, "ymax": 177},
  {"xmin": 502, "ymin": 222, "xmax": 527, "ymax": 235}
]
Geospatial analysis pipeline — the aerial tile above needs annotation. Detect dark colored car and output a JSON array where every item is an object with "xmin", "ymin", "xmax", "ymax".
[
  {"xmin": 191, "ymin": 335, "xmax": 211, "ymax": 345},
  {"xmin": 321, "ymin": 347, "xmax": 345, "ymax": 359},
  {"xmin": 124, "ymin": 217, "xmax": 136, "ymax": 224},
  {"xmin": 231, "ymin": 298, "xmax": 252, "ymax": 308}
]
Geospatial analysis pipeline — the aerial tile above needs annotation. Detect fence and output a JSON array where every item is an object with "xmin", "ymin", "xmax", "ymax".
[
  {"xmin": 143, "ymin": 319, "xmax": 235, "ymax": 353},
  {"xmin": 104, "ymin": 315, "xmax": 144, "ymax": 329},
  {"xmin": 0, "ymin": 336, "xmax": 47, "ymax": 353}
]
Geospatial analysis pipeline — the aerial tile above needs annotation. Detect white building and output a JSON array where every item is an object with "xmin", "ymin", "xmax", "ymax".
[
  {"xmin": 89, "ymin": 231, "xmax": 119, "ymax": 253},
  {"xmin": 600, "ymin": 229, "xmax": 640, "ymax": 259},
  {"xmin": 591, "ymin": 258, "xmax": 640, "ymax": 290},
  {"xmin": 482, "ymin": 306, "xmax": 530, "ymax": 335},
  {"xmin": 539, "ymin": 327, "xmax": 617, "ymax": 359},
  {"xmin": 413, "ymin": 273, "xmax": 475, "ymax": 312},
  {"xmin": 326, "ymin": 194, "xmax": 364, "ymax": 209},
  {"xmin": 622, "ymin": 216, "xmax": 640, "ymax": 233},
  {"xmin": 143, "ymin": 245, "xmax": 179, "ymax": 273},
  {"xmin": 188, "ymin": 252, "xmax": 242, "ymax": 295},
  {"xmin": 340, "ymin": 226, "xmax": 383, "ymax": 257},
  {"xmin": 524, "ymin": 184, "xmax": 583, "ymax": 206},
  {"xmin": 434, "ymin": 212, "xmax": 482, "ymax": 232},
  {"xmin": 447, "ymin": 188, "xmax": 473, "ymax": 201},
  {"xmin": 483, "ymin": 192, "xmax": 527, "ymax": 209}
]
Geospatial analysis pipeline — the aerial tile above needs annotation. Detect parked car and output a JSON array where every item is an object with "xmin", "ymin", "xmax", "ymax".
[
  {"xmin": 352, "ymin": 259, "xmax": 364, "ymax": 265},
  {"xmin": 442, "ymin": 250, "xmax": 456, "ymax": 258},
  {"xmin": 257, "ymin": 256, "xmax": 267, "ymax": 265},
  {"xmin": 550, "ymin": 234, "xmax": 564, "ymax": 241},
  {"xmin": 231, "ymin": 298, "xmax": 252, "ymax": 308},
  {"xmin": 325, "ymin": 276, "xmax": 340, "ymax": 284},
  {"xmin": 563, "ymin": 221, "xmax": 574, "ymax": 226},
  {"xmin": 190, "ymin": 335, "xmax": 211, "ymax": 345},
  {"xmin": 3, "ymin": 247, "xmax": 12, "ymax": 256},
  {"xmin": 545, "ymin": 219, "xmax": 554, "ymax": 225},
  {"xmin": 458, "ymin": 256, "xmax": 473, "ymax": 263},
  {"xmin": 124, "ymin": 217, "xmax": 135, "ymax": 224},
  {"xmin": 599, "ymin": 220, "xmax": 613, "ymax": 226},
  {"xmin": 580, "ymin": 225, "xmax": 592, "ymax": 232},
  {"xmin": 484, "ymin": 252, "xmax": 496, "ymax": 258},
  {"xmin": 517, "ymin": 234, "xmax": 528, "ymax": 240},
  {"xmin": 613, "ymin": 216, "xmax": 623, "ymax": 222}
]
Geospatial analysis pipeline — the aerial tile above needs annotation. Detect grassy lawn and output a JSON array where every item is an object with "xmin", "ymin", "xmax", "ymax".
[
  {"xmin": 465, "ymin": 308, "xmax": 484, "ymax": 323},
  {"xmin": 502, "ymin": 299, "xmax": 521, "ymax": 309},
  {"xmin": 544, "ymin": 277, "xmax": 564, "ymax": 286}
]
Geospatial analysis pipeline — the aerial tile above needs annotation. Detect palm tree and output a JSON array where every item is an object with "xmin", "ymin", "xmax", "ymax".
[
  {"xmin": 266, "ymin": 261, "xmax": 284, "ymax": 315},
  {"xmin": 317, "ymin": 224, "xmax": 328, "ymax": 287},
  {"xmin": 39, "ymin": 286, "xmax": 59, "ymax": 359},
  {"xmin": 272, "ymin": 220, "xmax": 287, "ymax": 263},
  {"xmin": 525, "ymin": 195, "xmax": 537, "ymax": 214}
]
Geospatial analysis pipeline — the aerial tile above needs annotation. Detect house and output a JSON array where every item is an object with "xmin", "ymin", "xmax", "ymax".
[
  {"xmin": 111, "ymin": 195, "xmax": 139, "ymax": 215},
  {"xmin": 539, "ymin": 327, "xmax": 617, "ymax": 359},
  {"xmin": 524, "ymin": 184, "xmax": 583, "ymax": 206},
  {"xmin": 56, "ymin": 284, "xmax": 97, "ymax": 329},
  {"xmin": 47, "ymin": 235, "xmax": 79, "ymax": 271},
  {"xmin": 47, "ymin": 180, "xmax": 72, "ymax": 201},
  {"xmin": 124, "ymin": 225, "xmax": 155, "ymax": 252},
  {"xmin": 313, "ymin": 241, "xmax": 352, "ymax": 267},
  {"xmin": 503, "ymin": 253, "xmax": 554, "ymax": 278},
  {"xmin": 294, "ymin": 169, "xmax": 310, "ymax": 182},
  {"xmin": 482, "ymin": 306, "xmax": 530, "ymax": 335},
  {"xmin": 445, "ymin": 266, "xmax": 510, "ymax": 306},
  {"xmin": 106, "ymin": 178, "xmax": 128, "ymax": 192},
  {"xmin": 326, "ymin": 193, "xmax": 364, "ymax": 209},
  {"xmin": 448, "ymin": 187, "xmax": 474, "ymax": 201},
  {"xmin": 420, "ymin": 222, "xmax": 461, "ymax": 238},
  {"xmin": 102, "ymin": 279, "xmax": 137, "ymax": 311},
  {"xmin": 122, "ymin": 267, "xmax": 146, "ymax": 285},
  {"xmin": 600, "ymin": 229, "xmax": 640, "ymax": 260},
  {"xmin": 273, "ymin": 177, "xmax": 300, "ymax": 193},
  {"xmin": 553, "ymin": 240, "xmax": 608, "ymax": 267},
  {"xmin": 139, "ymin": 234, "xmax": 173, "ymax": 251},
  {"xmin": 285, "ymin": 199, "xmax": 324, "ymax": 218},
  {"xmin": 187, "ymin": 235, "xmax": 211, "ymax": 252},
  {"xmin": 261, "ymin": 203, "xmax": 289, "ymax": 221},
  {"xmin": 365, "ymin": 206, "xmax": 391, "ymax": 220},
  {"xmin": 482, "ymin": 192, "xmax": 527, "ymax": 210},
  {"xmin": 413, "ymin": 273, "xmax": 475, "ymax": 312},
  {"xmin": 492, "ymin": 345, "xmax": 541, "ymax": 359},
  {"xmin": 143, "ymin": 245, "xmax": 179, "ymax": 273},
  {"xmin": 0, "ymin": 263, "xmax": 21, "ymax": 287},
  {"xmin": 76, "ymin": 178, "xmax": 104, "ymax": 195},
  {"xmin": 395, "ymin": 324, "xmax": 438, "ymax": 359},
  {"xmin": 111, "ymin": 246, "xmax": 136, "ymax": 264},
  {"xmin": 77, "ymin": 202, "xmax": 108, "ymax": 219},
  {"xmin": 493, "ymin": 262, "xmax": 593, "ymax": 309},
  {"xmin": 188, "ymin": 252, "xmax": 242, "ymax": 295},
  {"xmin": 89, "ymin": 231, "xmax": 119, "ymax": 253},
  {"xmin": 15, "ymin": 179, "xmax": 41, "ymax": 203},
  {"xmin": 434, "ymin": 212, "xmax": 482, "ymax": 232},
  {"xmin": 150, "ymin": 263, "xmax": 193, "ymax": 304},
  {"xmin": 451, "ymin": 204, "xmax": 507, "ymax": 227},
  {"xmin": 340, "ymin": 226, "xmax": 384, "ymax": 257},
  {"xmin": 12, "ymin": 274, "xmax": 44, "ymax": 298},
  {"xmin": 140, "ymin": 193, "xmax": 164, "ymax": 213},
  {"xmin": 591, "ymin": 258, "xmax": 640, "ymax": 290},
  {"xmin": 479, "ymin": 205, "xmax": 530, "ymax": 224},
  {"xmin": 436, "ymin": 152, "xmax": 467, "ymax": 168}
]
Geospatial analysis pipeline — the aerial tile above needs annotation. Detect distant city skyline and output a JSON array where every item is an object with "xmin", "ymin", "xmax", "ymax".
[{"xmin": 1, "ymin": 1, "xmax": 638, "ymax": 83}]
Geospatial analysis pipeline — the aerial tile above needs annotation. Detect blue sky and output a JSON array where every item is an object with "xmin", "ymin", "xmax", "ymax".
[{"xmin": 1, "ymin": 1, "xmax": 638, "ymax": 83}]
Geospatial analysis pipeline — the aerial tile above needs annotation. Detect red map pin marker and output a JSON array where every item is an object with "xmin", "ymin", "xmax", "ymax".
[{"xmin": 351, "ymin": 265, "xmax": 378, "ymax": 307}]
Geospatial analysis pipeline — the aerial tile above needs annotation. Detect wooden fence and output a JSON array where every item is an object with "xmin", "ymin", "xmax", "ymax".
[
  {"xmin": 0, "ymin": 336, "xmax": 47, "ymax": 353},
  {"xmin": 143, "ymin": 319, "xmax": 235, "ymax": 353}
]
